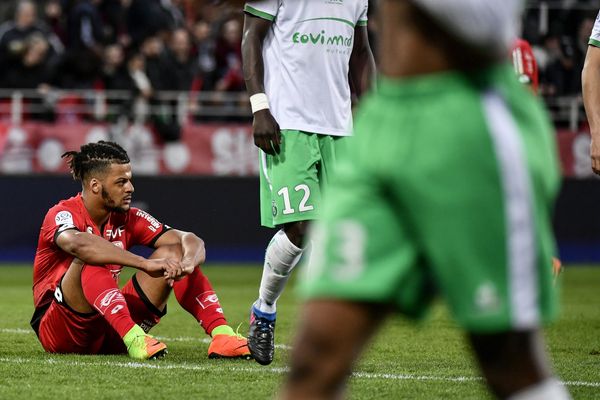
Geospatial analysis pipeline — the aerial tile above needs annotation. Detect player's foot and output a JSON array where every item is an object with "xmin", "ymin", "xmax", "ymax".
[
  {"xmin": 208, "ymin": 333, "xmax": 252, "ymax": 359},
  {"xmin": 248, "ymin": 306, "xmax": 276, "ymax": 365},
  {"xmin": 124, "ymin": 325, "xmax": 167, "ymax": 360}
]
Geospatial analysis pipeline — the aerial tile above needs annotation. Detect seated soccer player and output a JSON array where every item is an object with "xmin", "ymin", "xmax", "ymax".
[{"xmin": 30, "ymin": 141, "xmax": 250, "ymax": 360}]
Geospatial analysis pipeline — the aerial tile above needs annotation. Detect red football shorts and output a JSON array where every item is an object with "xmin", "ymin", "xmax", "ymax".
[{"xmin": 36, "ymin": 275, "xmax": 166, "ymax": 355}]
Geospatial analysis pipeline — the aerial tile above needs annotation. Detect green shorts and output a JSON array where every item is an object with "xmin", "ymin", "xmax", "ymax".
[
  {"xmin": 259, "ymin": 130, "xmax": 348, "ymax": 228},
  {"xmin": 300, "ymin": 65, "xmax": 561, "ymax": 333}
]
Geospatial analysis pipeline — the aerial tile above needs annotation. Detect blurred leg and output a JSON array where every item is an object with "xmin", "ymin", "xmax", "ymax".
[
  {"xmin": 469, "ymin": 330, "xmax": 570, "ymax": 399},
  {"xmin": 281, "ymin": 300, "xmax": 389, "ymax": 400}
]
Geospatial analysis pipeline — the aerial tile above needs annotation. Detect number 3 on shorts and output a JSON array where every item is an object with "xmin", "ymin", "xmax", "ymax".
[{"xmin": 277, "ymin": 184, "xmax": 314, "ymax": 215}]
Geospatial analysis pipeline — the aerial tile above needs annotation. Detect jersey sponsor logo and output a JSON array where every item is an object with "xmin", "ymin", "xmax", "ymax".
[
  {"xmin": 292, "ymin": 30, "xmax": 353, "ymax": 48},
  {"xmin": 55, "ymin": 211, "xmax": 74, "ymax": 226},
  {"xmin": 195, "ymin": 291, "xmax": 220, "ymax": 309},
  {"xmin": 94, "ymin": 288, "xmax": 126, "ymax": 315},
  {"xmin": 105, "ymin": 226, "xmax": 125, "ymax": 240},
  {"xmin": 135, "ymin": 210, "xmax": 162, "ymax": 232}
]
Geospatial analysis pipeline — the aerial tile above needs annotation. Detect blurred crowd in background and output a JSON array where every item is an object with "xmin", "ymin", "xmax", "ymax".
[
  {"xmin": 0, "ymin": 0, "xmax": 244, "ymax": 94},
  {"xmin": 0, "ymin": 0, "xmax": 597, "ymax": 130},
  {"xmin": 522, "ymin": 1, "xmax": 598, "ymax": 97}
]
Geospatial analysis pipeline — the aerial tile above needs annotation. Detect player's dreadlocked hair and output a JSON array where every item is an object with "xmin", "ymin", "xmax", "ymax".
[{"xmin": 61, "ymin": 141, "xmax": 130, "ymax": 182}]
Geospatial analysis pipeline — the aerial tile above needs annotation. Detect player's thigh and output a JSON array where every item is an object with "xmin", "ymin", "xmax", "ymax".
[
  {"xmin": 38, "ymin": 299, "xmax": 106, "ymax": 354},
  {"xmin": 300, "ymin": 165, "xmax": 433, "ymax": 318},
  {"xmin": 317, "ymin": 134, "xmax": 350, "ymax": 188},
  {"xmin": 408, "ymin": 124, "xmax": 558, "ymax": 333},
  {"xmin": 260, "ymin": 130, "xmax": 322, "ymax": 227}
]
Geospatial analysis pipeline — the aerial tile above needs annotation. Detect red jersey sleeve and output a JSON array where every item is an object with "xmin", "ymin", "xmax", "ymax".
[
  {"xmin": 127, "ymin": 208, "xmax": 171, "ymax": 248},
  {"xmin": 41, "ymin": 206, "xmax": 84, "ymax": 247},
  {"xmin": 512, "ymin": 38, "xmax": 539, "ymax": 94}
]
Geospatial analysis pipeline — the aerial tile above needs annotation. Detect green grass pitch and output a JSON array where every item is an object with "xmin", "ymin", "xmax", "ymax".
[{"xmin": 0, "ymin": 264, "xmax": 599, "ymax": 399}]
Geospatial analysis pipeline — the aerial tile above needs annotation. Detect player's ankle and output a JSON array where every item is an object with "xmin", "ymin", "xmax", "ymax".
[
  {"xmin": 211, "ymin": 324, "xmax": 236, "ymax": 337},
  {"xmin": 254, "ymin": 298, "xmax": 276, "ymax": 315},
  {"xmin": 122, "ymin": 324, "xmax": 145, "ymax": 346}
]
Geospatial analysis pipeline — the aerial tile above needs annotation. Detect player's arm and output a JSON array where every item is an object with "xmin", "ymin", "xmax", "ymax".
[
  {"xmin": 242, "ymin": 6, "xmax": 281, "ymax": 155},
  {"xmin": 153, "ymin": 229, "xmax": 206, "ymax": 274},
  {"xmin": 349, "ymin": 25, "xmax": 376, "ymax": 99},
  {"xmin": 55, "ymin": 229, "xmax": 182, "ymax": 279},
  {"xmin": 582, "ymin": 44, "xmax": 600, "ymax": 175}
]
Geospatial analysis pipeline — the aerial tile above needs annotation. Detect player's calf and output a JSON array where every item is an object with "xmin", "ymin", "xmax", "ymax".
[
  {"xmin": 283, "ymin": 300, "xmax": 387, "ymax": 398},
  {"xmin": 469, "ymin": 330, "xmax": 570, "ymax": 399}
]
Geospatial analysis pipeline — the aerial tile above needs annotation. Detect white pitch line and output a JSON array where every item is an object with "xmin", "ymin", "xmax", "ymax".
[
  {"xmin": 2, "ymin": 330, "xmax": 599, "ymax": 388},
  {"xmin": 0, "ymin": 328, "xmax": 33, "ymax": 334},
  {"xmin": 0, "ymin": 356, "xmax": 599, "ymax": 388},
  {"xmin": 0, "ymin": 328, "xmax": 292, "ymax": 350}
]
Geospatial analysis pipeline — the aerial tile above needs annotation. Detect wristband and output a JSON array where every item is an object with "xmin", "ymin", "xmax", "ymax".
[{"xmin": 250, "ymin": 93, "xmax": 270, "ymax": 114}]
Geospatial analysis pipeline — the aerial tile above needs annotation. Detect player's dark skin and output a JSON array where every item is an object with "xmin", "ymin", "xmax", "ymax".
[
  {"xmin": 56, "ymin": 162, "xmax": 205, "ymax": 315},
  {"xmin": 242, "ymin": 10, "xmax": 375, "ymax": 247},
  {"xmin": 281, "ymin": 2, "xmax": 555, "ymax": 399}
]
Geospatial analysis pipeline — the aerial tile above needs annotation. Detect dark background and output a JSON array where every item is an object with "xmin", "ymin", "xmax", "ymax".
[
  {"xmin": 1, "ymin": 176, "xmax": 600, "ymax": 264},
  {"xmin": 0, "ymin": 175, "xmax": 273, "ymax": 263}
]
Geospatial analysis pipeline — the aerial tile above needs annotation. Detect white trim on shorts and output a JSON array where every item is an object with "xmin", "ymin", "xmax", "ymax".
[
  {"xmin": 482, "ymin": 90, "xmax": 539, "ymax": 330},
  {"xmin": 260, "ymin": 150, "xmax": 273, "ymax": 191}
]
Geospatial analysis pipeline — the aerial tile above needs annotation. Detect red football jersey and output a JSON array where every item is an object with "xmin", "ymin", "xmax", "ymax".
[
  {"xmin": 512, "ymin": 38, "xmax": 539, "ymax": 94},
  {"xmin": 32, "ymin": 193, "xmax": 170, "ymax": 309}
]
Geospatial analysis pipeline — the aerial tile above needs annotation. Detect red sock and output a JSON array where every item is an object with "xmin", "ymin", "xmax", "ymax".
[
  {"xmin": 173, "ymin": 267, "xmax": 227, "ymax": 335},
  {"xmin": 81, "ymin": 265, "xmax": 136, "ymax": 338}
]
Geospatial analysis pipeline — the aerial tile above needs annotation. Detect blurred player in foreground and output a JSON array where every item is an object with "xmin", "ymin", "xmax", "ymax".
[
  {"xmin": 31, "ymin": 141, "xmax": 250, "ymax": 360},
  {"xmin": 281, "ymin": 1, "xmax": 571, "ymax": 399},
  {"xmin": 241, "ymin": 0, "xmax": 375, "ymax": 365}
]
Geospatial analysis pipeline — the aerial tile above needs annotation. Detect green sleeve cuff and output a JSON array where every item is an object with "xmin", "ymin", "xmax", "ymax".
[
  {"xmin": 244, "ymin": 5, "xmax": 276, "ymax": 22},
  {"xmin": 357, "ymin": 20, "xmax": 368, "ymax": 27},
  {"xmin": 589, "ymin": 38, "xmax": 600, "ymax": 48}
]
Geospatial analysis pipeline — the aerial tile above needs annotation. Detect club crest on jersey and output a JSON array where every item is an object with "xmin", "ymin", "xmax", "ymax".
[
  {"xmin": 55, "ymin": 211, "xmax": 74, "ymax": 226},
  {"xmin": 196, "ymin": 292, "xmax": 220, "ymax": 309},
  {"xmin": 272, "ymin": 201, "xmax": 278, "ymax": 217}
]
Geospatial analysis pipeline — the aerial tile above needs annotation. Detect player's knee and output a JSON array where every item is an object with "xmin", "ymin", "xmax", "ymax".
[
  {"xmin": 151, "ymin": 244, "xmax": 183, "ymax": 261},
  {"xmin": 283, "ymin": 221, "xmax": 308, "ymax": 248}
]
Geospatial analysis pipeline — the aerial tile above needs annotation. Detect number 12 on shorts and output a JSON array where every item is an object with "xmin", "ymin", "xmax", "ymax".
[{"xmin": 277, "ymin": 184, "xmax": 314, "ymax": 215}]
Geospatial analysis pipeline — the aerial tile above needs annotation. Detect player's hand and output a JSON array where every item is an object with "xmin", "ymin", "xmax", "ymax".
[
  {"xmin": 253, "ymin": 109, "xmax": 281, "ymax": 155},
  {"xmin": 180, "ymin": 257, "xmax": 197, "ymax": 276},
  {"xmin": 141, "ymin": 258, "xmax": 183, "ymax": 280},
  {"xmin": 591, "ymin": 136, "xmax": 600, "ymax": 175}
]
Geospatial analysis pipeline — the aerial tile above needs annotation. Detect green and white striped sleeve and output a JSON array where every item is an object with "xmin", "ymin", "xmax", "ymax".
[
  {"xmin": 357, "ymin": 0, "xmax": 368, "ymax": 26},
  {"xmin": 244, "ymin": 0, "xmax": 278, "ymax": 22},
  {"xmin": 589, "ymin": 11, "xmax": 600, "ymax": 47}
]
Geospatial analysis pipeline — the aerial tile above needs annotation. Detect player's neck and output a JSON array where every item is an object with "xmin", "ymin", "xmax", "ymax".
[
  {"xmin": 81, "ymin": 191, "xmax": 111, "ymax": 228},
  {"xmin": 378, "ymin": 1, "xmax": 496, "ymax": 78},
  {"xmin": 380, "ymin": 37, "xmax": 453, "ymax": 78}
]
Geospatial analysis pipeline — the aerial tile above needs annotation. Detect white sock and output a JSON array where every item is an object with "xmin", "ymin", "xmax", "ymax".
[
  {"xmin": 255, "ymin": 229, "xmax": 303, "ymax": 314},
  {"xmin": 508, "ymin": 378, "xmax": 571, "ymax": 400}
]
